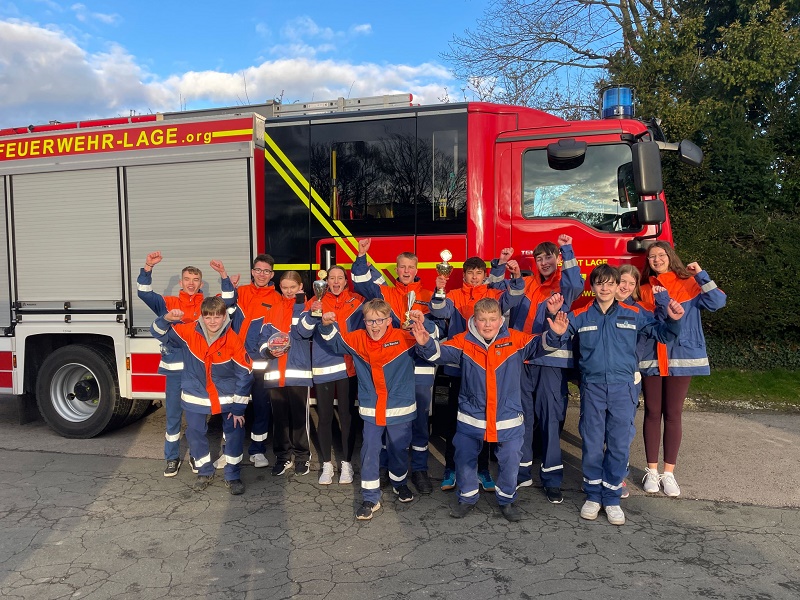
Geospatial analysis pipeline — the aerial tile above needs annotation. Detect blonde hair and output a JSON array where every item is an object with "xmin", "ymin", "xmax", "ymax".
[
  {"xmin": 473, "ymin": 297, "xmax": 501, "ymax": 316},
  {"xmin": 619, "ymin": 264, "xmax": 642, "ymax": 301},
  {"xmin": 362, "ymin": 298, "xmax": 391, "ymax": 317}
]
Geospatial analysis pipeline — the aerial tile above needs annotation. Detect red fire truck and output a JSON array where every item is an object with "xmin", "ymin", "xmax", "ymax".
[{"xmin": 0, "ymin": 90, "xmax": 701, "ymax": 438}]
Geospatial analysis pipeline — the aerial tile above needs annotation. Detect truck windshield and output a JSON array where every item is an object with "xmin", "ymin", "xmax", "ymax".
[{"xmin": 522, "ymin": 143, "xmax": 642, "ymax": 233}]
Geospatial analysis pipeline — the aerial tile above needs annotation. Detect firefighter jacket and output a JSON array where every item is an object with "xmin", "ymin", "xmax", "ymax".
[
  {"xmin": 639, "ymin": 270, "xmax": 727, "ymax": 376},
  {"xmin": 257, "ymin": 295, "xmax": 312, "ymax": 388},
  {"xmin": 350, "ymin": 254, "xmax": 441, "ymax": 385},
  {"xmin": 230, "ymin": 282, "xmax": 280, "ymax": 369},
  {"xmin": 621, "ymin": 290, "xmax": 671, "ymax": 378},
  {"xmin": 296, "ymin": 288, "xmax": 366, "ymax": 384},
  {"xmin": 546, "ymin": 299, "xmax": 681, "ymax": 385},
  {"xmin": 151, "ymin": 314, "xmax": 253, "ymax": 416},
  {"xmin": 428, "ymin": 277, "xmax": 525, "ymax": 376},
  {"xmin": 137, "ymin": 268, "xmax": 236, "ymax": 374},
  {"xmin": 489, "ymin": 243, "xmax": 584, "ymax": 368},
  {"xmin": 317, "ymin": 322, "xmax": 431, "ymax": 426},
  {"xmin": 417, "ymin": 318, "xmax": 555, "ymax": 443}
]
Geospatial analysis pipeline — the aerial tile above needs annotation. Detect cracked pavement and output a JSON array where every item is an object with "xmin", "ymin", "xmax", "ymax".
[{"xmin": 1, "ymin": 400, "xmax": 799, "ymax": 599}]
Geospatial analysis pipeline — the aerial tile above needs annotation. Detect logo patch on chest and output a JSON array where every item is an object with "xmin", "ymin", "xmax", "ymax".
[
  {"xmin": 494, "ymin": 341, "xmax": 512, "ymax": 348},
  {"xmin": 383, "ymin": 340, "xmax": 400, "ymax": 348}
]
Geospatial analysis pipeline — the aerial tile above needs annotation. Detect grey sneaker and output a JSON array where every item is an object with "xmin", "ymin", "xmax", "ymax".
[
  {"xmin": 605, "ymin": 504, "xmax": 626, "ymax": 525},
  {"xmin": 661, "ymin": 472, "xmax": 681, "ymax": 497},
  {"xmin": 339, "ymin": 461, "xmax": 354, "ymax": 484},
  {"xmin": 213, "ymin": 455, "xmax": 227, "ymax": 470},
  {"xmin": 250, "ymin": 453, "xmax": 269, "ymax": 468},
  {"xmin": 580, "ymin": 500, "xmax": 601, "ymax": 520},
  {"xmin": 318, "ymin": 461, "xmax": 335, "ymax": 485},
  {"xmin": 642, "ymin": 467, "xmax": 661, "ymax": 493}
]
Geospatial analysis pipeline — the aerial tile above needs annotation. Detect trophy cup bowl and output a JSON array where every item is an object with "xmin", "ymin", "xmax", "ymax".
[
  {"xmin": 434, "ymin": 249, "xmax": 453, "ymax": 300},
  {"xmin": 311, "ymin": 270, "xmax": 327, "ymax": 317},
  {"xmin": 267, "ymin": 332, "xmax": 291, "ymax": 354},
  {"xmin": 402, "ymin": 290, "xmax": 416, "ymax": 329}
]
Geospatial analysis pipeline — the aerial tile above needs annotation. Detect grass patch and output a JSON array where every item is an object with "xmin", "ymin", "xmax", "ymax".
[{"xmin": 688, "ymin": 369, "xmax": 800, "ymax": 410}]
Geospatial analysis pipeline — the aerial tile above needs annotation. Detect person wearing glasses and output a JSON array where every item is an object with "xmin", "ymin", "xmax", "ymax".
[
  {"xmin": 297, "ymin": 265, "xmax": 365, "ymax": 485},
  {"xmin": 219, "ymin": 254, "xmax": 280, "ymax": 470},
  {"xmin": 639, "ymin": 242, "xmax": 727, "ymax": 497}
]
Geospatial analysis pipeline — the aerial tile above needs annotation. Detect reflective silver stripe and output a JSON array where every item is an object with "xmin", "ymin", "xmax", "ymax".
[
  {"xmin": 461, "ymin": 488, "xmax": 479, "ymax": 498},
  {"xmin": 194, "ymin": 453, "xmax": 212, "ymax": 467},
  {"xmin": 250, "ymin": 432, "xmax": 268, "ymax": 442},
  {"xmin": 252, "ymin": 360, "xmax": 268, "ymax": 370},
  {"xmin": 227, "ymin": 307, "xmax": 236, "ymax": 314},
  {"xmin": 424, "ymin": 340, "xmax": 441, "ymax": 362},
  {"xmin": 561, "ymin": 258, "xmax": 578, "ymax": 269},
  {"xmin": 389, "ymin": 470, "xmax": 408, "ymax": 482},
  {"xmin": 542, "ymin": 335, "xmax": 560, "ymax": 353},
  {"xmin": 226, "ymin": 453, "xmax": 244, "ymax": 465},
  {"xmin": 669, "ymin": 357, "xmax": 709, "ymax": 368},
  {"xmin": 430, "ymin": 298, "xmax": 447, "ymax": 310},
  {"xmin": 583, "ymin": 477, "xmax": 602, "ymax": 485},
  {"xmin": 639, "ymin": 360, "xmax": 658, "ymax": 369},
  {"xmin": 602, "ymin": 480, "xmax": 624, "ymax": 490},
  {"xmin": 165, "ymin": 432, "xmax": 181, "ymax": 442},
  {"xmin": 312, "ymin": 363, "xmax": 347, "ymax": 376},
  {"xmin": 300, "ymin": 316, "xmax": 316, "ymax": 329},
  {"xmin": 264, "ymin": 370, "xmax": 281, "ymax": 381},
  {"xmin": 232, "ymin": 395, "xmax": 250, "ymax": 404},
  {"xmin": 362, "ymin": 478, "xmax": 380, "ymax": 490},
  {"xmin": 509, "ymin": 286, "xmax": 525, "ymax": 296},
  {"xmin": 616, "ymin": 322, "xmax": 636, "ymax": 330},
  {"xmin": 634, "ymin": 372, "xmax": 642, "ymax": 385},
  {"xmin": 220, "ymin": 290, "xmax": 234, "ymax": 299},
  {"xmin": 292, "ymin": 317, "xmax": 299, "ymax": 325},
  {"xmin": 520, "ymin": 460, "xmax": 533, "ymax": 467},
  {"xmin": 495, "ymin": 485, "xmax": 514, "ymax": 499},
  {"xmin": 320, "ymin": 328, "xmax": 337, "ymax": 341},
  {"xmin": 578, "ymin": 325, "xmax": 598, "ymax": 332},
  {"xmin": 159, "ymin": 361, "xmax": 184, "ymax": 371},
  {"xmin": 266, "ymin": 369, "xmax": 313, "ymax": 381},
  {"xmin": 541, "ymin": 464, "xmax": 563, "ymax": 473},
  {"xmin": 359, "ymin": 404, "xmax": 416, "ymax": 418},
  {"xmin": 487, "ymin": 273, "xmax": 504, "ymax": 283},
  {"xmin": 152, "ymin": 322, "xmax": 168, "ymax": 335},
  {"xmin": 137, "ymin": 284, "xmax": 153, "ymax": 292},
  {"xmin": 181, "ymin": 392, "xmax": 211, "ymax": 407},
  {"xmin": 411, "ymin": 445, "xmax": 428, "ymax": 452},
  {"xmin": 496, "ymin": 415, "xmax": 524, "ymax": 430},
  {"xmin": 457, "ymin": 412, "xmax": 486, "ymax": 429},
  {"xmin": 701, "ymin": 281, "xmax": 718, "ymax": 293},
  {"xmin": 544, "ymin": 349, "xmax": 572, "ymax": 359},
  {"xmin": 414, "ymin": 366, "xmax": 436, "ymax": 376},
  {"xmin": 351, "ymin": 272, "xmax": 373, "ymax": 283}
]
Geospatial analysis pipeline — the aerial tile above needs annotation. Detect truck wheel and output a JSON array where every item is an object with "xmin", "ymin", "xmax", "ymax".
[
  {"xmin": 36, "ymin": 344, "xmax": 131, "ymax": 438},
  {"xmin": 121, "ymin": 398, "xmax": 153, "ymax": 427}
]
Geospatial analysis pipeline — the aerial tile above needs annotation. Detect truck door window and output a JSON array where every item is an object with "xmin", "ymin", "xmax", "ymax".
[{"xmin": 522, "ymin": 144, "xmax": 642, "ymax": 232}]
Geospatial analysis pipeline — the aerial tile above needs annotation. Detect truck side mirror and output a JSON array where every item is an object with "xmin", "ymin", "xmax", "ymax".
[
  {"xmin": 547, "ymin": 138, "xmax": 587, "ymax": 170},
  {"xmin": 678, "ymin": 139, "xmax": 704, "ymax": 167},
  {"xmin": 632, "ymin": 141, "xmax": 663, "ymax": 195},
  {"xmin": 637, "ymin": 199, "xmax": 666, "ymax": 225}
]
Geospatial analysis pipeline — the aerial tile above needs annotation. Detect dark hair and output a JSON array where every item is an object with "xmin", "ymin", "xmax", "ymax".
[
  {"xmin": 251, "ymin": 254, "xmax": 275, "ymax": 269},
  {"xmin": 326, "ymin": 264, "xmax": 347, "ymax": 279},
  {"xmin": 533, "ymin": 241, "xmax": 558, "ymax": 258},
  {"xmin": 590, "ymin": 264, "xmax": 620, "ymax": 286},
  {"xmin": 463, "ymin": 256, "xmax": 486, "ymax": 273},
  {"xmin": 201, "ymin": 296, "xmax": 227, "ymax": 316},
  {"xmin": 641, "ymin": 241, "xmax": 692, "ymax": 280}
]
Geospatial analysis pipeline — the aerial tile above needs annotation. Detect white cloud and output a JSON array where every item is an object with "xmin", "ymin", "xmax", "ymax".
[
  {"xmin": 350, "ymin": 24, "xmax": 371, "ymax": 35},
  {"xmin": 70, "ymin": 3, "xmax": 119, "ymax": 25},
  {"xmin": 0, "ymin": 19, "xmax": 457, "ymax": 127}
]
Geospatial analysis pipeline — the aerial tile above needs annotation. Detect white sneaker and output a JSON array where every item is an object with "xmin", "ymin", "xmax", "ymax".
[
  {"xmin": 580, "ymin": 500, "xmax": 601, "ymax": 521},
  {"xmin": 250, "ymin": 453, "xmax": 269, "ymax": 468},
  {"xmin": 642, "ymin": 467, "xmax": 660, "ymax": 493},
  {"xmin": 318, "ymin": 461, "xmax": 335, "ymax": 485},
  {"xmin": 213, "ymin": 455, "xmax": 227, "ymax": 470},
  {"xmin": 661, "ymin": 472, "xmax": 681, "ymax": 497},
  {"xmin": 605, "ymin": 505, "xmax": 626, "ymax": 526},
  {"xmin": 339, "ymin": 461, "xmax": 354, "ymax": 484}
]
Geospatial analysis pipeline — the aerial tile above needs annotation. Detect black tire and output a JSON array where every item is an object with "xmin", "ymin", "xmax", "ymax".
[
  {"xmin": 36, "ymin": 344, "xmax": 131, "ymax": 438},
  {"xmin": 120, "ymin": 398, "xmax": 153, "ymax": 427}
]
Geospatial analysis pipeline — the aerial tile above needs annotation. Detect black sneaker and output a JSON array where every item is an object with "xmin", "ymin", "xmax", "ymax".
[
  {"xmin": 163, "ymin": 459, "xmax": 181, "ymax": 477},
  {"xmin": 188, "ymin": 457, "xmax": 199, "ymax": 474},
  {"xmin": 272, "ymin": 461, "xmax": 292, "ymax": 476},
  {"xmin": 356, "ymin": 501, "xmax": 381, "ymax": 520},
  {"xmin": 499, "ymin": 503, "xmax": 522, "ymax": 522},
  {"xmin": 192, "ymin": 474, "xmax": 214, "ymax": 491},
  {"xmin": 544, "ymin": 487, "xmax": 563, "ymax": 504},
  {"xmin": 294, "ymin": 460, "xmax": 310, "ymax": 476},
  {"xmin": 224, "ymin": 479, "xmax": 245, "ymax": 495},
  {"xmin": 393, "ymin": 484, "xmax": 414, "ymax": 503},
  {"xmin": 410, "ymin": 471, "xmax": 433, "ymax": 495},
  {"xmin": 450, "ymin": 502, "xmax": 474, "ymax": 518}
]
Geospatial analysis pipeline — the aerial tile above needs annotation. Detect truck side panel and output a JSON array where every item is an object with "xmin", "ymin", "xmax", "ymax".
[{"xmin": 0, "ymin": 176, "xmax": 10, "ymax": 328}]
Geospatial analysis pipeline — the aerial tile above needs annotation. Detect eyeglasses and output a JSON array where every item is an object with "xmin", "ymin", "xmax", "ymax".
[
  {"xmin": 365, "ymin": 318, "xmax": 389, "ymax": 326},
  {"xmin": 252, "ymin": 268, "xmax": 273, "ymax": 275},
  {"xmin": 648, "ymin": 253, "xmax": 668, "ymax": 261}
]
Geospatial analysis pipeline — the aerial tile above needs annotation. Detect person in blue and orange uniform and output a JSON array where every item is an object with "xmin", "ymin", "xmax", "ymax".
[
  {"xmin": 318, "ymin": 299, "xmax": 433, "ymax": 520},
  {"xmin": 414, "ymin": 297, "xmax": 568, "ymax": 522},
  {"xmin": 639, "ymin": 242, "xmax": 727, "ymax": 497},
  {"xmin": 545, "ymin": 264, "xmax": 685, "ymax": 525},
  {"xmin": 429, "ymin": 256, "xmax": 526, "ymax": 492},
  {"xmin": 137, "ymin": 252, "xmax": 236, "ymax": 477},
  {"xmin": 151, "ymin": 296, "xmax": 253, "ymax": 495},
  {"xmin": 297, "ymin": 265, "xmax": 365, "ymax": 485},
  {"xmin": 257, "ymin": 271, "xmax": 313, "ymax": 477},
  {"xmin": 350, "ymin": 237, "xmax": 439, "ymax": 495},
  {"xmin": 490, "ymin": 236, "xmax": 583, "ymax": 504},
  {"xmin": 221, "ymin": 254, "xmax": 280, "ymax": 471}
]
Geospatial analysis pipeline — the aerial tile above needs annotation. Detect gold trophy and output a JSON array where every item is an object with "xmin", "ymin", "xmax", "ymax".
[
  {"xmin": 402, "ymin": 290, "xmax": 416, "ymax": 329},
  {"xmin": 434, "ymin": 249, "xmax": 453, "ymax": 300},
  {"xmin": 311, "ymin": 270, "xmax": 327, "ymax": 317}
]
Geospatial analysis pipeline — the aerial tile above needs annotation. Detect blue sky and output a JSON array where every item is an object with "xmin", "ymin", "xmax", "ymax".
[{"xmin": 0, "ymin": 0, "xmax": 488, "ymax": 127}]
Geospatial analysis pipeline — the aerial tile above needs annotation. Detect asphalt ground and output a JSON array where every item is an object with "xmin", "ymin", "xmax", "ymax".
[{"xmin": 1, "ymin": 396, "xmax": 799, "ymax": 599}]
